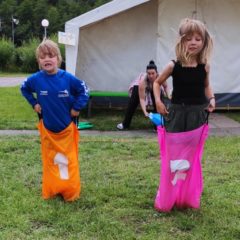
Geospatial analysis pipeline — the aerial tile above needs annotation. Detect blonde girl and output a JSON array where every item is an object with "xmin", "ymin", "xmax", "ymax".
[{"xmin": 154, "ymin": 18, "xmax": 215, "ymax": 132}]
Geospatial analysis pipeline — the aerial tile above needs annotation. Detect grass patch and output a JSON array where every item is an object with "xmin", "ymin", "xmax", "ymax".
[
  {"xmin": 0, "ymin": 86, "xmax": 154, "ymax": 130},
  {"xmin": 0, "ymin": 72, "xmax": 28, "ymax": 77},
  {"xmin": 0, "ymin": 135, "xmax": 239, "ymax": 239},
  {"xmin": 0, "ymin": 86, "xmax": 38, "ymax": 129},
  {"xmin": 85, "ymin": 108, "xmax": 152, "ymax": 131},
  {"xmin": 0, "ymin": 86, "xmax": 240, "ymax": 130},
  {"xmin": 224, "ymin": 111, "xmax": 240, "ymax": 123}
]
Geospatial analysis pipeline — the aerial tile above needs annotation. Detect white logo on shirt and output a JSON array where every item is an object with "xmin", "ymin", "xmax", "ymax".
[
  {"xmin": 81, "ymin": 82, "xmax": 89, "ymax": 96},
  {"xmin": 40, "ymin": 90, "xmax": 48, "ymax": 96},
  {"xmin": 58, "ymin": 89, "xmax": 69, "ymax": 97}
]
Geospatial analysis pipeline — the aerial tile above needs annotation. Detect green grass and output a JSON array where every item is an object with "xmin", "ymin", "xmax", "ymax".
[
  {"xmin": 0, "ymin": 86, "xmax": 240, "ymax": 131},
  {"xmin": 0, "ymin": 72, "xmax": 29, "ymax": 77},
  {"xmin": 0, "ymin": 86, "xmax": 39, "ymax": 129},
  {"xmin": 0, "ymin": 84, "xmax": 239, "ymax": 239},
  {"xmin": 224, "ymin": 111, "xmax": 240, "ymax": 123},
  {"xmin": 0, "ymin": 86, "xmax": 153, "ymax": 130},
  {"xmin": 0, "ymin": 135, "xmax": 239, "ymax": 239},
  {"xmin": 87, "ymin": 108, "xmax": 152, "ymax": 130}
]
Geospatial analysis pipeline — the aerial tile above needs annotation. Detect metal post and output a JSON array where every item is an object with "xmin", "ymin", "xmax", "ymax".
[
  {"xmin": 0, "ymin": 17, "xmax": 2, "ymax": 32},
  {"xmin": 12, "ymin": 16, "xmax": 14, "ymax": 44},
  {"xmin": 11, "ymin": 16, "xmax": 19, "ymax": 45},
  {"xmin": 44, "ymin": 27, "xmax": 46, "ymax": 39}
]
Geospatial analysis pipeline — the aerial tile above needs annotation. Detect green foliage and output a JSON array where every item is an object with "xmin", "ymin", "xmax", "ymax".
[
  {"xmin": 46, "ymin": 6, "xmax": 61, "ymax": 34},
  {"xmin": 0, "ymin": 0, "xmax": 112, "ymax": 44},
  {"xmin": 0, "ymin": 38, "xmax": 16, "ymax": 71},
  {"xmin": 16, "ymin": 38, "xmax": 40, "ymax": 73},
  {"xmin": 0, "ymin": 0, "xmax": 112, "ymax": 72},
  {"xmin": 16, "ymin": 0, "xmax": 35, "ymax": 37},
  {"xmin": 0, "ymin": 0, "xmax": 18, "ymax": 41}
]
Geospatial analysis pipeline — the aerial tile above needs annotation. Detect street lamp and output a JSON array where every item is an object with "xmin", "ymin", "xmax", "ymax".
[
  {"xmin": 41, "ymin": 19, "xmax": 49, "ymax": 39},
  {"xmin": 12, "ymin": 15, "xmax": 19, "ymax": 45},
  {"xmin": 0, "ymin": 17, "xmax": 2, "ymax": 32}
]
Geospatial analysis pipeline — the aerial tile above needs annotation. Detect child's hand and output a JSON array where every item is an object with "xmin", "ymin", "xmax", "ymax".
[
  {"xmin": 207, "ymin": 98, "xmax": 215, "ymax": 112},
  {"xmin": 156, "ymin": 101, "xmax": 169, "ymax": 115},
  {"xmin": 144, "ymin": 111, "xmax": 149, "ymax": 117},
  {"xmin": 71, "ymin": 109, "xmax": 80, "ymax": 117},
  {"xmin": 34, "ymin": 104, "xmax": 42, "ymax": 114}
]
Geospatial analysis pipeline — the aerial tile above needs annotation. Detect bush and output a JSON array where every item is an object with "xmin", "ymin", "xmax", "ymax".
[
  {"xmin": 16, "ymin": 38, "xmax": 40, "ymax": 73},
  {"xmin": 0, "ymin": 38, "xmax": 16, "ymax": 71},
  {"xmin": 0, "ymin": 35, "xmax": 66, "ymax": 73}
]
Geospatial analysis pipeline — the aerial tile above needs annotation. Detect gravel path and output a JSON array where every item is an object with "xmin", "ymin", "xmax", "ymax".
[{"xmin": 0, "ymin": 76, "xmax": 26, "ymax": 87}]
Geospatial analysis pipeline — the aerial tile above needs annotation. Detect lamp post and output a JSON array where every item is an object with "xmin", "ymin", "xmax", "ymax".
[
  {"xmin": 41, "ymin": 19, "xmax": 49, "ymax": 39},
  {"xmin": 0, "ymin": 17, "xmax": 2, "ymax": 32},
  {"xmin": 11, "ymin": 15, "xmax": 19, "ymax": 45}
]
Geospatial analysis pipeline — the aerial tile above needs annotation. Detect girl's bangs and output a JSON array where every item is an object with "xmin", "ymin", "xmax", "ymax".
[
  {"xmin": 180, "ymin": 21, "xmax": 205, "ymax": 39},
  {"xmin": 39, "ymin": 46, "xmax": 57, "ymax": 58}
]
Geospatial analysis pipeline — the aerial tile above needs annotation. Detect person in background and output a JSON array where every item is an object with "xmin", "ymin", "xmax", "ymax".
[
  {"xmin": 117, "ymin": 60, "xmax": 170, "ymax": 130},
  {"xmin": 21, "ymin": 39, "xmax": 89, "ymax": 201}
]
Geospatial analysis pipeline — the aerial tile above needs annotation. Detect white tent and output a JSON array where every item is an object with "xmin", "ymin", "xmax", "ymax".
[{"xmin": 64, "ymin": 0, "xmax": 240, "ymax": 108}]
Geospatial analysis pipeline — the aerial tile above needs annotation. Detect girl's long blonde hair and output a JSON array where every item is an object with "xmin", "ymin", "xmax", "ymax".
[
  {"xmin": 175, "ymin": 18, "xmax": 213, "ymax": 65},
  {"xmin": 36, "ymin": 39, "xmax": 62, "ymax": 68}
]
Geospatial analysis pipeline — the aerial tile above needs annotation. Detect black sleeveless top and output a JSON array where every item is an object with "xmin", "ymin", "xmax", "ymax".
[{"xmin": 171, "ymin": 61, "xmax": 207, "ymax": 105}]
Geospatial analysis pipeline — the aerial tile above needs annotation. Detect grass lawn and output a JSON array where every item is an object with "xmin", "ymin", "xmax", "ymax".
[
  {"xmin": 0, "ymin": 86, "xmax": 240, "ymax": 131},
  {"xmin": 0, "ymin": 86, "xmax": 39, "ymax": 129},
  {"xmin": 0, "ymin": 72, "xmax": 29, "ymax": 77},
  {"xmin": 0, "ymin": 135, "xmax": 239, "ymax": 239},
  {"xmin": 0, "ymin": 84, "xmax": 239, "ymax": 239},
  {"xmin": 0, "ymin": 86, "xmax": 155, "ymax": 131},
  {"xmin": 224, "ymin": 112, "xmax": 240, "ymax": 123}
]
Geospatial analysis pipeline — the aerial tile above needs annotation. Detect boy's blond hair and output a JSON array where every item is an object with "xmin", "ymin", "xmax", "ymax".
[
  {"xmin": 175, "ymin": 18, "xmax": 213, "ymax": 65},
  {"xmin": 36, "ymin": 39, "xmax": 62, "ymax": 68}
]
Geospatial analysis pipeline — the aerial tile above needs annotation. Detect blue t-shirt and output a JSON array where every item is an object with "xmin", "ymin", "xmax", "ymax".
[{"xmin": 21, "ymin": 69, "xmax": 89, "ymax": 132}]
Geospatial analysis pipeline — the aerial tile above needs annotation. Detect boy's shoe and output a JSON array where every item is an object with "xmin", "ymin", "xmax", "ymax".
[{"xmin": 117, "ymin": 123, "xmax": 125, "ymax": 130}]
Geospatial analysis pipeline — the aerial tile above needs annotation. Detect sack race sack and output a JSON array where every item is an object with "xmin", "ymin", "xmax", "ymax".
[
  {"xmin": 154, "ymin": 124, "xmax": 209, "ymax": 212},
  {"xmin": 38, "ymin": 120, "xmax": 81, "ymax": 201}
]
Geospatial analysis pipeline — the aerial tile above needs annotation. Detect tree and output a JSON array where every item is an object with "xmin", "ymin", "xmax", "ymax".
[
  {"xmin": 32, "ymin": 0, "xmax": 49, "ymax": 38},
  {"xmin": 46, "ymin": 6, "xmax": 61, "ymax": 35},
  {"xmin": 15, "ymin": 0, "xmax": 35, "ymax": 44},
  {"xmin": 0, "ymin": 0, "xmax": 112, "ymax": 44},
  {"xmin": 0, "ymin": 0, "xmax": 18, "ymax": 40}
]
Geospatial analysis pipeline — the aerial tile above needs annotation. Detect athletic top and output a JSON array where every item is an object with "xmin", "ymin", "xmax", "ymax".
[
  {"xmin": 21, "ymin": 69, "xmax": 89, "ymax": 132},
  {"xmin": 171, "ymin": 61, "xmax": 207, "ymax": 105}
]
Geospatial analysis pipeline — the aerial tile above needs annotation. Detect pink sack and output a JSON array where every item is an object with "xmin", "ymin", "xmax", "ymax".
[{"xmin": 154, "ymin": 124, "xmax": 209, "ymax": 212}]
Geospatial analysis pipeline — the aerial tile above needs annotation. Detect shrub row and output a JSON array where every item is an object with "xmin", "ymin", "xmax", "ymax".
[{"xmin": 0, "ymin": 35, "xmax": 65, "ymax": 73}]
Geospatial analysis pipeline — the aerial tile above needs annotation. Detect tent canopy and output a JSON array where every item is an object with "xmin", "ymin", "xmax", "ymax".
[{"xmin": 65, "ymin": 0, "xmax": 240, "ymax": 108}]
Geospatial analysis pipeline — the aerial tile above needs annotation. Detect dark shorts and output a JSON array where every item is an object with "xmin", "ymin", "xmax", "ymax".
[{"xmin": 164, "ymin": 103, "xmax": 208, "ymax": 133}]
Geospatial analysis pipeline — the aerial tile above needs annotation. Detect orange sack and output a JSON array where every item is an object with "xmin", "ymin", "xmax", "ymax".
[{"xmin": 38, "ymin": 120, "xmax": 81, "ymax": 201}]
